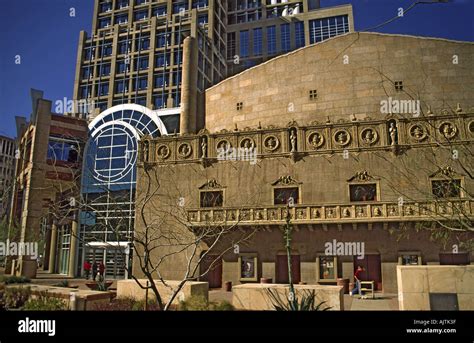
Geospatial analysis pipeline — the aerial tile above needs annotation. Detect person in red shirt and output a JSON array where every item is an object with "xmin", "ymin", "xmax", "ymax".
[
  {"xmin": 83, "ymin": 260, "xmax": 91, "ymax": 279},
  {"xmin": 350, "ymin": 265, "xmax": 365, "ymax": 297},
  {"xmin": 98, "ymin": 262, "xmax": 105, "ymax": 279}
]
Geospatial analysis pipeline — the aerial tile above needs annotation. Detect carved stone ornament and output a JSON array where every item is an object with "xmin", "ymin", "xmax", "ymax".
[
  {"xmin": 200, "ymin": 137, "xmax": 208, "ymax": 158},
  {"xmin": 177, "ymin": 142, "xmax": 192, "ymax": 158},
  {"xmin": 199, "ymin": 178, "xmax": 224, "ymax": 190},
  {"xmin": 216, "ymin": 139, "xmax": 232, "ymax": 151},
  {"xmin": 271, "ymin": 175, "xmax": 300, "ymax": 186},
  {"xmin": 307, "ymin": 131, "xmax": 325, "ymax": 149},
  {"xmin": 333, "ymin": 129, "xmax": 351, "ymax": 146},
  {"xmin": 263, "ymin": 135, "xmax": 280, "ymax": 152},
  {"xmin": 373, "ymin": 207, "xmax": 382, "ymax": 217},
  {"xmin": 239, "ymin": 137, "xmax": 255, "ymax": 149},
  {"xmin": 439, "ymin": 122, "xmax": 457, "ymax": 139},
  {"xmin": 409, "ymin": 123, "xmax": 428, "ymax": 142},
  {"xmin": 360, "ymin": 127, "xmax": 378, "ymax": 145},
  {"xmin": 469, "ymin": 121, "xmax": 474, "ymax": 134},
  {"xmin": 142, "ymin": 140, "xmax": 150, "ymax": 162},
  {"xmin": 347, "ymin": 170, "xmax": 376, "ymax": 182},
  {"xmin": 429, "ymin": 166, "xmax": 458, "ymax": 178},
  {"xmin": 156, "ymin": 144, "xmax": 170, "ymax": 160}
]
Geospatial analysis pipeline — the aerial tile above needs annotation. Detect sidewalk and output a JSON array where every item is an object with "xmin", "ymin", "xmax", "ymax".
[
  {"xmin": 209, "ymin": 288, "xmax": 399, "ymax": 311},
  {"xmin": 344, "ymin": 293, "xmax": 399, "ymax": 310}
]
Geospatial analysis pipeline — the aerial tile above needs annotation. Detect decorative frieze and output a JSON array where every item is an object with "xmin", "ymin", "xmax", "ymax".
[
  {"xmin": 185, "ymin": 200, "xmax": 473, "ymax": 226},
  {"xmin": 138, "ymin": 112, "xmax": 473, "ymax": 164}
]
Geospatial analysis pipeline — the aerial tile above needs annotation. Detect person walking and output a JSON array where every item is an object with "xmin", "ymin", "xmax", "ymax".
[
  {"xmin": 92, "ymin": 262, "xmax": 98, "ymax": 281},
  {"xmin": 98, "ymin": 262, "xmax": 105, "ymax": 279},
  {"xmin": 83, "ymin": 260, "xmax": 91, "ymax": 279},
  {"xmin": 350, "ymin": 265, "xmax": 365, "ymax": 297}
]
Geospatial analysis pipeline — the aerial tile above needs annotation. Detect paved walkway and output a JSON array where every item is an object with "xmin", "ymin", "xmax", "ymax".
[
  {"xmin": 344, "ymin": 293, "xmax": 399, "ymax": 310},
  {"xmin": 208, "ymin": 288, "xmax": 399, "ymax": 310}
]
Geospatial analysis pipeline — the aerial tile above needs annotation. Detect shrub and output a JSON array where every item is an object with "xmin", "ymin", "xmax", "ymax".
[
  {"xmin": 131, "ymin": 299, "xmax": 161, "ymax": 311},
  {"xmin": 90, "ymin": 297, "xmax": 162, "ymax": 311},
  {"xmin": 179, "ymin": 295, "xmax": 234, "ymax": 311},
  {"xmin": 0, "ymin": 282, "xmax": 5, "ymax": 311},
  {"xmin": 265, "ymin": 289, "xmax": 331, "ymax": 311},
  {"xmin": 209, "ymin": 300, "xmax": 234, "ymax": 311},
  {"xmin": 22, "ymin": 292, "xmax": 67, "ymax": 311},
  {"xmin": 0, "ymin": 276, "xmax": 31, "ymax": 285},
  {"xmin": 54, "ymin": 280, "xmax": 70, "ymax": 288},
  {"xmin": 178, "ymin": 295, "xmax": 209, "ymax": 311},
  {"xmin": 4, "ymin": 287, "xmax": 31, "ymax": 309},
  {"xmin": 90, "ymin": 297, "xmax": 136, "ymax": 311}
]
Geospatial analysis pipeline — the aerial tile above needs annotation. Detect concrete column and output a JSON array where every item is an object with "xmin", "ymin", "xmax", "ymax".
[
  {"xmin": 179, "ymin": 36, "xmax": 198, "ymax": 134},
  {"xmin": 48, "ymin": 221, "xmax": 58, "ymax": 274},
  {"xmin": 68, "ymin": 219, "xmax": 79, "ymax": 277}
]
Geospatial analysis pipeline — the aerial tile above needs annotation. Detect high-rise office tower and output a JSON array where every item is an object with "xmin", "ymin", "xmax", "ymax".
[
  {"xmin": 73, "ymin": 1, "xmax": 353, "ymax": 124},
  {"xmin": 226, "ymin": 1, "xmax": 353, "ymax": 75}
]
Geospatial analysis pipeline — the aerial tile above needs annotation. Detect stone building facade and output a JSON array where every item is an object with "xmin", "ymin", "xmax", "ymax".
[
  {"xmin": 8, "ymin": 99, "xmax": 88, "ymax": 278},
  {"xmin": 133, "ymin": 32, "xmax": 474, "ymax": 293},
  {"xmin": 0, "ymin": 135, "xmax": 16, "ymax": 220}
]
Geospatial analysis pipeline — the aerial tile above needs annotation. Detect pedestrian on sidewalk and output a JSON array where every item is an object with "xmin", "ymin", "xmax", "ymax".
[
  {"xmin": 92, "ymin": 262, "xmax": 98, "ymax": 281},
  {"xmin": 98, "ymin": 262, "xmax": 105, "ymax": 279},
  {"xmin": 83, "ymin": 260, "xmax": 91, "ymax": 279},
  {"xmin": 350, "ymin": 265, "xmax": 365, "ymax": 297}
]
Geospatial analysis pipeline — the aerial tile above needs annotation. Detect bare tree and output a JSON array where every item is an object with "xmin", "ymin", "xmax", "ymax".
[{"xmin": 131, "ymin": 162, "xmax": 260, "ymax": 311}]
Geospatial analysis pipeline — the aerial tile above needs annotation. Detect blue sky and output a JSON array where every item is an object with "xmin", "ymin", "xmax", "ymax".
[{"xmin": 0, "ymin": 0, "xmax": 473, "ymax": 138}]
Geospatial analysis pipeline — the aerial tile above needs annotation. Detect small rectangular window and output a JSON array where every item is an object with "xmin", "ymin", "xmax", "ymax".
[
  {"xmin": 319, "ymin": 256, "xmax": 336, "ymax": 280},
  {"xmin": 274, "ymin": 187, "xmax": 299, "ymax": 205},
  {"xmin": 431, "ymin": 179, "xmax": 461, "ymax": 198},
  {"xmin": 439, "ymin": 252, "xmax": 470, "ymax": 265},
  {"xmin": 236, "ymin": 102, "xmax": 243, "ymax": 110},
  {"xmin": 309, "ymin": 89, "xmax": 317, "ymax": 100},
  {"xmin": 200, "ymin": 191, "xmax": 223, "ymax": 208},
  {"xmin": 349, "ymin": 184, "xmax": 377, "ymax": 202},
  {"xmin": 395, "ymin": 81, "xmax": 403, "ymax": 91},
  {"xmin": 400, "ymin": 254, "xmax": 420, "ymax": 265}
]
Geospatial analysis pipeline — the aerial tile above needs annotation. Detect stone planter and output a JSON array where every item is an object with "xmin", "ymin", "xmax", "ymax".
[{"xmin": 85, "ymin": 281, "xmax": 113, "ymax": 291}]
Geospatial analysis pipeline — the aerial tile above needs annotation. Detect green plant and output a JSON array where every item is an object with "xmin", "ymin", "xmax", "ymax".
[
  {"xmin": 22, "ymin": 292, "xmax": 67, "ymax": 311},
  {"xmin": 89, "ymin": 297, "xmax": 163, "ymax": 311},
  {"xmin": 178, "ymin": 295, "xmax": 234, "ymax": 311},
  {"xmin": 265, "ymin": 288, "xmax": 331, "ymax": 311},
  {"xmin": 0, "ymin": 275, "xmax": 31, "ymax": 285},
  {"xmin": 0, "ymin": 282, "xmax": 5, "ymax": 310},
  {"xmin": 178, "ymin": 295, "xmax": 209, "ymax": 311},
  {"xmin": 209, "ymin": 300, "xmax": 234, "ymax": 311},
  {"xmin": 90, "ymin": 297, "xmax": 136, "ymax": 311},
  {"xmin": 4, "ymin": 286, "xmax": 31, "ymax": 309},
  {"xmin": 132, "ymin": 299, "xmax": 161, "ymax": 311},
  {"xmin": 55, "ymin": 280, "xmax": 70, "ymax": 288}
]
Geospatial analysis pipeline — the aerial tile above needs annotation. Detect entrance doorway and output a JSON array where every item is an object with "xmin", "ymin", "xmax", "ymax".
[
  {"xmin": 57, "ymin": 226, "xmax": 71, "ymax": 275},
  {"xmin": 83, "ymin": 243, "xmax": 129, "ymax": 279},
  {"xmin": 200, "ymin": 254, "xmax": 222, "ymax": 288},
  {"xmin": 276, "ymin": 254, "xmax": 301, "ymax": 284},
  {"xmin": 353, "ymin": 254, "xmax": 382, "ymax": 291}
]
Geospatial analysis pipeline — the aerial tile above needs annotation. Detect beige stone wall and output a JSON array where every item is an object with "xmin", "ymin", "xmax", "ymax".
[
  {"xmin": 117, "ymin": 279, "xmax": 209, "ymax": 305},
  {"xmin": 206, "ymin": 33, "xmax": 474, "ymax": 132},
  {"xmin": 397, "ymin": 265, "xmax": 474, "ymax": 310},
  {"xmin": 232, "ymin": 283, "xmax": 344, "ymax": 310}
]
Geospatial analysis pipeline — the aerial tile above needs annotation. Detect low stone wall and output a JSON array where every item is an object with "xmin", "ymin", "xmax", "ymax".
[
  {"xmin": 397, "ymin": 265, "xmax": 474, "ymax": 310},
  {"xmin": 117, "ymin": 279, "xmax": 209, "ymax": 305},
  {"xmin": 232, "ymin": 283, "xmax": 344, "ymax": 311},
  {"xmin": 6, "ymin": 284, "xmax": 112, "ymax": 310}
]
